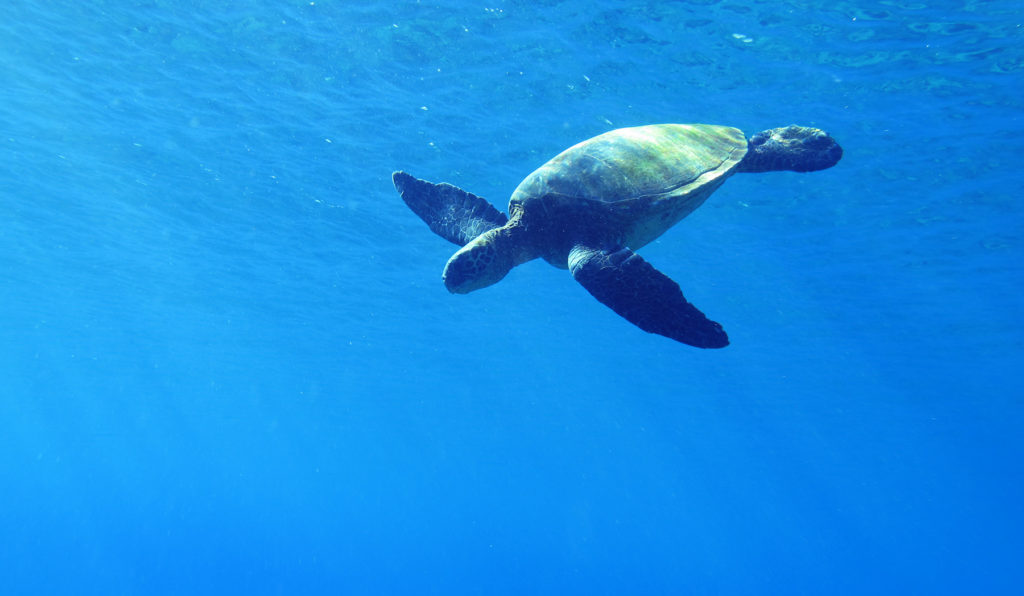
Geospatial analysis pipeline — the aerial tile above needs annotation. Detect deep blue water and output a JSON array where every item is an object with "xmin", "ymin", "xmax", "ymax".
[{"xmin": 2, "ymin": 1, "xmax": 1022, "ymax": 593}]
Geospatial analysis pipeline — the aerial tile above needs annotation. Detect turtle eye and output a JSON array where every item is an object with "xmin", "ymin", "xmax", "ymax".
[{"xmin": 749, "ymin": 133, "xmax": 766, "ymax": 147}]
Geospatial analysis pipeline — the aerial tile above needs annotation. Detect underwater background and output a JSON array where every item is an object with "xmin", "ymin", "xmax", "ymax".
[{"xmin": 2, "ymin": 1, "xmax": 1021, "ymax": 593}]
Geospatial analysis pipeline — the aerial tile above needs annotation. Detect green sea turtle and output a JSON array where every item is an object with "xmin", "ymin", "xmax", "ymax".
[{"xmin": 393, "ymin": 123, "xmax": 842, "ymax": 348}]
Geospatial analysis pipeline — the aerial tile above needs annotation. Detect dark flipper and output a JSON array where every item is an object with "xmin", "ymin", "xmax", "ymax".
[
  {"xmin": 393, "ymin": 171, "xmax": 509, "ymax": 246},
  {"xmin": 569, "ymin": 245, "xmax": 729, "ymax": 348}
]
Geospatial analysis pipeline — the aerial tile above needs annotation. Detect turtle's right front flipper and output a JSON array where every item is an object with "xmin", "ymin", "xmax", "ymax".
[
  {"xmin": 569, "ymin": 245, "xmax": 729, "ymax": 348},
  {"xmin": 393, "ymin": 171, "xmax": 509, "ymax": 246}
]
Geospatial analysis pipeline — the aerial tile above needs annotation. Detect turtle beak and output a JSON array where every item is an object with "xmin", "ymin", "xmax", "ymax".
[
  {"xmin": 801, "ymin": 128, "xmax": 843, "ymax": 170},
  {"xmin": 442, "ymin": 258, "xmax": 473, "ymax": 294},
  {"xmin": 781, "ymin": 126, "xmax": 842, "ymax": 171},
  {"xmin": 442, "ymin": 243, "xmax": 488, "ymax": 294},
  {"xmin": 442, "ymin": 234, "xmax": 512, "ymax": 294}
]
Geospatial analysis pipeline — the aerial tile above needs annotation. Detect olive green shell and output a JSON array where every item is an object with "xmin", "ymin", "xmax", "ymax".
[{"xmin": 510, "ymin": 124, "xmax": 748, "ymax": 249}]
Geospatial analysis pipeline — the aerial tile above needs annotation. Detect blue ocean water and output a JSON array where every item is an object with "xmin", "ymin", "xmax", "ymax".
[{"xmin": 2, "ymin": 0, "xmax": 1021, "ymax": 593}]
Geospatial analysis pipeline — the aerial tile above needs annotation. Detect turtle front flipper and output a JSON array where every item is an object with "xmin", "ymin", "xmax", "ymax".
[
  {"xmin": 393, "ymin": 171, "xmax": 509, "ymax": 246},
  {"xmin": 568, "ymin": 245, "xmax": 729, "ymax": 348}
]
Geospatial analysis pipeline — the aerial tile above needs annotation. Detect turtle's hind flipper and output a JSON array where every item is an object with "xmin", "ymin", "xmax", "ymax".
[
  {"xmin": 393, "ymin": 171, "xmax": 509, "ymax": 246},
  {"xmin": 569, "ymin": 245, "xmax": 729, "ymax": 348}
]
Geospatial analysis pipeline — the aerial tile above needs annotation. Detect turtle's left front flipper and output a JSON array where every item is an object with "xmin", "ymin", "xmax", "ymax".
[
  {"xmin": 569, "ymin": 245, "xmax": 729, "ymax": 348},
  {"xmin": 393, "ymin": 171, "xmax": 509, "ymax": 246}
]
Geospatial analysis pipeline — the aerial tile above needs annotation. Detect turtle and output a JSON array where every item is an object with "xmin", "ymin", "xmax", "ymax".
[{"xmin": 392, "ymin": 123, "xmax": 842, "ymax": 348}]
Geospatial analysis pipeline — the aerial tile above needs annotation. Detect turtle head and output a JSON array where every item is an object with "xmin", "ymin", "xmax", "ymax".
[
  {"xmin": 443, "ymin": 227, "xmax": 517, "ymax": 294},
  {"xmin": 738, "ymin": 125, "xmax": 842, "ymax": 173}
]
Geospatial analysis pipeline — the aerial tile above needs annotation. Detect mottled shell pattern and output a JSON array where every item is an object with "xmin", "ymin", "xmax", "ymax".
[{"xmin": 510, "ymin": 124, "xmax": 748, "ymax": 249}]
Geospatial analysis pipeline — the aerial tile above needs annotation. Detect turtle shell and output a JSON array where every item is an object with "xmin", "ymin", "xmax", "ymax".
[{"xmin": 510, "ymin": 124, "xmax": 748, "ymax": 249}]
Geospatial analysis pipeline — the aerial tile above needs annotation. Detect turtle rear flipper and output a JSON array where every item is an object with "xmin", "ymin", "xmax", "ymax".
[
  {"xmin": 569, "ymin": 245, "xmax": 729, "ymax": 349},
  {"xmin": 393, "ymin": 171, "xmax": 508, "ymax": 246}
]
